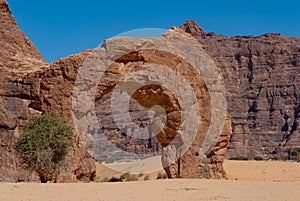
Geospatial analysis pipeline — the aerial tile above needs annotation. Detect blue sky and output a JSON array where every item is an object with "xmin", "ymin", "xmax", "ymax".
[{"xmin": 7, "ymin": 0, "xmax": 300, "ymax": 63}]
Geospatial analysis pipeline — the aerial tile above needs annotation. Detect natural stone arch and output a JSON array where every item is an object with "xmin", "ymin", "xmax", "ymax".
[{"xmin": 72, "ymin": 29, "xmax": 231, "ymax": 178}]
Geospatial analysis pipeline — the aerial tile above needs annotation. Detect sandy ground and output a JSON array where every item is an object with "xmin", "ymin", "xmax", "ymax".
[
  {"xmin": 95, "ymin": 155, "xmax": 165, "ymax": 181},
  {"xmin": 1, "ymin": 160, "xmax": 300, "ymax": 201},
  {"xmin": 224, "ymin": 160, "xmax": 300, "ymax": 181}
]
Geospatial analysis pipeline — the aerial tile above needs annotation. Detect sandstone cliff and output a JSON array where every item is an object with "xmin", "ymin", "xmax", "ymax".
[
  {"xmin": 2, "ymin": 0, "xmax": 299, "ymax": 183},
  {"xmin": 79, "ymin": 30, "xmax": 232, "ymax": 179},
  {"xmin": 0, "ymin": 0, "xmax": 232, "ymax": 180},
  {"xmin": 182, "ymin": 20, "xmax": 300, "ymax": 160},
  {"xmin": 0, "ymin": 0, "xmax": 95, "ymax": 182}
]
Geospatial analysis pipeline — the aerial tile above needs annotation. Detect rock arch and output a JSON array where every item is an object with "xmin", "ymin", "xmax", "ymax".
[{"xmin": 72, "ymin": 29, "xmax": 232, "ymax": 179}]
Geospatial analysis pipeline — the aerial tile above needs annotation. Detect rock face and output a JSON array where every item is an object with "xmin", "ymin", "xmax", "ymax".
[
  {"xmin": 182, "ymin": 20, "xmax": 300, "ymax": 160},
  {"xmin": 6, "ymin": 0, "xmax": 299, "ymax": 181},
  {"xmin": 71, "ymin": 28, "xmax": 232, "ymax": 179},
  {"xmin": 0, "ymin": 0, "xmax": 46, "ymax": 72},
  {"xmin": 0, "ymin": 1, "xmax": 95, "ymax": 182},
  {"xmin": 0, "ymin": 1, "xmax": 231, "ymax": 181}
]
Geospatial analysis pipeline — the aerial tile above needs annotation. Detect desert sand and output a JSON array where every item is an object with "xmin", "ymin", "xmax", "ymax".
[{"xmin": 1, "ymin": 160, "xmax": 300, "ymax": 201}]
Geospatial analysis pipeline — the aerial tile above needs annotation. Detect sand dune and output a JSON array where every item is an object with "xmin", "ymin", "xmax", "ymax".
[{"xmin": 101, "ymin": 155, "xmax": 163, "ymax": 174}]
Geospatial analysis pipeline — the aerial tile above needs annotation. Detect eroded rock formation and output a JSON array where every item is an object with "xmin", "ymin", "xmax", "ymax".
[
  {"xmin": 0, "ymin": 1, "xmax": 231, "ymax": 181},
  {"xmin": 72, "ymin": 29, "xmax": 232, "ymax": 179},
  {"xmin": 3, "ymin": 0, "xmax": 299, "ymax": 182},
  {"xmin": 182, "ymin": 20, "xmax": 300, "ymax": 160},
  {"xmin": 0, "ymin": 0, "xmax": 95, "ymax": 182}
]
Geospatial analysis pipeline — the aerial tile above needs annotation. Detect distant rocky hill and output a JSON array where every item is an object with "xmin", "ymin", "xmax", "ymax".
[{"xmin": 182, "ymin": 20, "xmax": 300, "ymax": 160}]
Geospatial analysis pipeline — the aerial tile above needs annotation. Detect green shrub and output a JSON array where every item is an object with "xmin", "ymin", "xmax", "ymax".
[
  {"xmin": 16, "ymin": 113, "xmax": 73, "ymax": 183},
  {"xmin": 290, "ymin": 147, "xmax": 300, "ymax": 161},
  {"xmin": 120, "ymin": 172, "xmax": 138, "ymax": 181},
  {"xmin": 290, "ymin": 147, "xmax": 300, "ymax": 156},
  {"xmin": 100, "ymin": 177, "xmax": 110, "ymax": 182},
  {"xmin": 156, "ymin": 172, "xmax": 168, "ymax": 179},
  {"xmin": 99, "ymin": 173, "xmax": 140, "ymax": 183},
  {"xmin": 254, "ymin": 156, "xmax": 263, "ymax": 161},
  {"xmin": 120, "ymin": 172, "xmax": 130, "ymax": 180},
  {"xmin": 229, "ymin": 156, "xmax": 248, "ymax": 161}
]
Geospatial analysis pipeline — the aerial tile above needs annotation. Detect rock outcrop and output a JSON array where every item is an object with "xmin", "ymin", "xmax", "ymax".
[
  {"xmin": 72, "ymin": 28, "xmax": 232, "ymax": 179},
  {"xmin": 0, "ymin": 1, "xmax": 231, "ymax": 181},
  {"xmin": 0, "ymin": 0, "xmax": 46, "ymax": 72},
  {"xmin": 182, "ymin": 20, "xmax": 300, "ymax": 160},
  {"xmin": 0, "ymin": 0, "xmax": 95, "ymax": 182},
  {"xmin": 5, "ymin": 0, "xmax": 299, "ymax": 181}
]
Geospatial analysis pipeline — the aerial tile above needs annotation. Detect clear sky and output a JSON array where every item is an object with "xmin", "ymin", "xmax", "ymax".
[{"xmin": 7, "ymin": 0, "xmax": 300, "ymax": 63}]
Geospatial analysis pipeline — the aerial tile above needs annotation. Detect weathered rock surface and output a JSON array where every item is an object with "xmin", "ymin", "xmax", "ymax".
[
  {"xmin": 0, "ymin": 1, "xmax": 230, "ymax": 181},
  {"xmin": 73, "ymin": 28, "xmax": 232, "ymax": 179},
  {"xmin": 0, "ymin": 0, "xmax": 46, "ymax": 72},
  {"xmin": 5, "ymin": 0, "xmax": 299, "ymax": 181},
  {"xmin": 0, "ymin": 1, "xmax": 95, "ymax": 182},
  {"xmin": 182, "ymin": 20, "xmax": 300, "ymax": 160}
]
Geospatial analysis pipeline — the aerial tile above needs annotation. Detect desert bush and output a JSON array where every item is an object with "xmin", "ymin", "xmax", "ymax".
[
  {"xmin": 290, "ymin": 147, "xmax": 300, "ymax": 161},
  {"xmin": 120, "ymin": 172, "xmax": 130, "ymax": 180},
  {"xmin": 229, "ymin": 156, "xmax": 248, "ymax": 161},
  {"xmin": 156, "ymin": 172, "xmax": 168, "ymax": 179},
  {"xmin": 99, "ymin": 173, "xmax": 140, "ymax": 183},
  {"xmin": 99, "ymin": 177, "xmax": 110, "ymax": 182},
  {"xmin": 290, "ymin": 147, "xmax": 300, "ymax": 156},
  {"xmin": 144, "ymin": 175, "xmax": 150, "ymax": 181},
  {"xmin": 120, "ymin": 172, "xmax": 138, "ymax": 181},
  {"xmin": 16, "ymin": 113, "xmax": 73, "ymax": 183},
  {"xmin": 254, "ymin": 156, "xmax": 263, "ymax": 161}
]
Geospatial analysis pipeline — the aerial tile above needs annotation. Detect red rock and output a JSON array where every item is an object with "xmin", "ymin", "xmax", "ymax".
[
  {"xmin": 181, "ymin": 20, "xmax": 300, "ymax": 160},
  {"xmin": 0, "ymin": 1, "xmax": 95, "ymax": 182}
]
